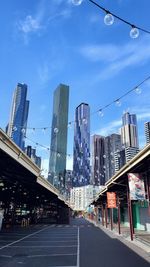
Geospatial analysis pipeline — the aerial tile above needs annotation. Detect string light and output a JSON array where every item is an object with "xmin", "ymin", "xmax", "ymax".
[
  {"xmin": 72, "ymin": 0, "xmax": 83, "ymax": 6},
  {"xmin": 72, "ymin": 0, "xmax": 150, "ymax": 38}
]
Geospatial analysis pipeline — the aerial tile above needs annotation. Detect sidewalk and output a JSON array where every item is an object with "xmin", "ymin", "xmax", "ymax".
[{"xmin": 86, "ymin": 218, "xmax": 150, "ymax": 263}]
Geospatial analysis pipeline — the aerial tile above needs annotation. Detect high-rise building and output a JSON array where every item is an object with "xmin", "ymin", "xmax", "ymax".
[
  {"xmin": 105, "ymin": 134, "xmax": 122, "ymax": 182},
  {"xmin": 91, "ymin": 135, "xmax": 105, "ymax": 186},
  {"xmin": 25, "ymin": 145, "xmax": 41, "ymax": 168},
  {"xmin": 121, "ymin": 112, "xmax": 139, "ymax": 162},
  {"xmin": 48, "ymin": 84, "xmax": 69, "ymax": 187},
  {"xmin": 145, "ymin": 122, "xmax": 150, "ymax": 144},
  {"xmin": 114, "ymin": 149, "xmax": 126, "ymax": 173},
  {"xmin": 7, "ymin": 83, "xmax": 29, "ymax": 151},
  {"xmin": 73, "ymin": 103, "xmax": 90, "ymax": 187}
]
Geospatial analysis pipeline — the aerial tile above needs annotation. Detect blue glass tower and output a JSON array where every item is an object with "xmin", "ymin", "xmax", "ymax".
[
  {"xmin": 7, "ymin": 83, "xmax": 29, "ymax": 151},
  {"xmin": 48, "ymin": 84, "xmax": 69, "ymax": 187},
  {"xmin": 73, "ymin": 103, "xmax": 90, "ymax": 187}
]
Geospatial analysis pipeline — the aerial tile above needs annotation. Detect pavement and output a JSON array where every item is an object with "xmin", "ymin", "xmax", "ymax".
[{"xmin": 0, "ymin": 219, "xmax": 149, "ymax": 267}]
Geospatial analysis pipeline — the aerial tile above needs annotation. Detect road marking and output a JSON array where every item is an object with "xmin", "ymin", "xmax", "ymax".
[
  {"xmin": 0, "ymin": 255, "xmax": 12, "ymax": 258},
  {"xmin": 27, "ymin": 253, "xmax": 77, "ymax": 258},
  {"xmin": 0, "ymin": 225, "xmax": 53, "ymax": 251},
  {"xmin": 77, "ymin": 227, "xmax": 80, "ymax": 267},
  {"xmin": 11, "ymin": 245, "xmax": 77, "ymax": 248}
]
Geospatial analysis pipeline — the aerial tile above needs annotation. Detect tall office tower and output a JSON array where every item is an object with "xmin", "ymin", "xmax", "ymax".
[
  {"xmin": 73, "ymin": 103, "xmax": 90, "ymax": 187},
  {"xmin": 48, "ymin": 84, "xmax": 69, "ymax": 187},
  {"xmin": 105, "ymin": 134, "xmax": 122, "ymax": 182},
  {"xmin": 145, "ymin": 122, "xmax": 150, "ymax": 144},
  {"xmin": 91, "ymin": 135, "xmax": 105, "ymax": 186},
  {"xmin": 25, "ymin": 146, "xmax": 41, "ymax": 168},
  {"xmin": 7, "ymin": 83, "xmax": 29, "ymax": 151},
  {"xmin": 114, "ymin": 149, "xmax": 126, "ymax": 173},
  {"xmin": 121, "ymin": 112, "xmax": 139, "ymax": 162}
]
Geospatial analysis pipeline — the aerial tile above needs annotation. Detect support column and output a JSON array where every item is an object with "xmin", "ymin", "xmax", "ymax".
[
  {"xmin": 127, "ymin": 189, "xmax": 134, "ymax": 241},
  {"xmin": 118, "ymin": 197, "xmax": 121, "ymax": 235}
]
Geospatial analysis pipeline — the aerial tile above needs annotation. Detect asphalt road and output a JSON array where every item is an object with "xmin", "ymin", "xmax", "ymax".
[{"xmin": 0, "ymin": 218, "xmax": 149, "ymax": 267}]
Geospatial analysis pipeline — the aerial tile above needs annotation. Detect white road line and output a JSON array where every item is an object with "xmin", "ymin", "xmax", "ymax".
[
  {"xmin": 10, "ymin": 245, "xmax": 77, "ymax": 248},
  {"xmin": 77, "ymin": 227, "xmax": 80, "ymax": 267},
  {"xmin": 27, "ymin": 253, "xmax": 77, "ymax": 258},
  {"xmin": 0, "ymin": 225, "xmax": 52, "ymax": 251}
]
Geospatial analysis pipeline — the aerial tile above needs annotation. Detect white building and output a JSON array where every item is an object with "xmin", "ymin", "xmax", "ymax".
[{"xmin": 70, "ymin": 185, "xmax": 103, "ymax": 211}]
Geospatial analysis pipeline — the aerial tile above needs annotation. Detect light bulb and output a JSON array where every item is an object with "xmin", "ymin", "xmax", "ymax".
[
  {"xmin": 104, "ymin": 13, "xmax": 114, "ymax": 26},
  {"xmin": 57, "ymin": 153, "xmax": 61, "ymax": 158},
  {"xmin": 72, "ymin": 0, "xmax": 83, "ymax": 6},
  {"xmin": 130, "ymin": 27, "xmax": 139, "ymax": 39},
  {"xmin": 21, "ymin": 128, "xmax": 25, "ymax": 134},
  {"xmin": 54, "ymin": 127, "xmax": 59, "ymax": 133},
  {"xmin": 82, "ymin": 118, "xmax": 87, "ymax": 124},
  {"xmin": 77, "ymin": 157, "xmax": 81, "ymax": 161},
  {"xmin": 135, "ymin": 87, "xmax": 142, "ymax": 94},
  {"xmin": 67, "ymin": 122, "xmax": 72, "ymax": 129},
  {"xmin": 98, "ymin": 109, "xmax": 104, "ymax": 117},
  {"xmin": 115, "ymin": 99, "xmax": 121, "ymax": 107},
  {"xmin": 13, "ymin": 126, "xmax": 17, "ymax": 131},
  {"xmin": 95, "ymin": 156, "xmax": 99, "ymax": 160},
  {"xmin": 103, "ymin": 154, "xmax": 106, "ymax": 158}
]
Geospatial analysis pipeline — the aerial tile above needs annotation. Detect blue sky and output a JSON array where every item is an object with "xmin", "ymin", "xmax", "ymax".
[{"xmin": 0, "ymin": 0, "xmax": 150, "ymax": 176}]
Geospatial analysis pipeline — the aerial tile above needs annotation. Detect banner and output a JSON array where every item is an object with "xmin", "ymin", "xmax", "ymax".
[
  {"xmin": 128, "ymin": 173, "xmax": 145, "ymax": 200},
  {"xmin": 107, "ymin": 192, "xmax": 116, "ymax": 208}
]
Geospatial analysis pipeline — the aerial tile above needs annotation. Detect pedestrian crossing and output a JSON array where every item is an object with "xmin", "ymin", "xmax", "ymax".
[{"xmin": 48, "ymin": 224, "xmax": 93, "ymax": 228}]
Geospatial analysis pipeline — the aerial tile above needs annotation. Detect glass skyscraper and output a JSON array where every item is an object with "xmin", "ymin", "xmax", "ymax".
[
  {"xmin": 73, "ymin": 103, "xmax": 90, "ymax": 187},
  {"xmin": 91, "ymin": 135, "xmax": 105, "ymax": 186},
  {"xmin": 7, "ymin": 83, "xmax": 29, "ymax": 151},
  {"xmin": 48, "ymin": 84, "xmax": 69, "ymax": 187},
  {"xmin": 121, "ymin": 112, "xmax": 139, "ymax": 162}
]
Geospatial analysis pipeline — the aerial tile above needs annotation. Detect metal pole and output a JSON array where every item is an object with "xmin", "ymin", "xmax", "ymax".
[
  {"xmin": 105, "ymin": 204, "xmax": 108, "ymax": 228},
  {"xmin": 127, "ymin": 188, "xmax": 134, "ymax": 241},
  {"xmin": 110, "ymin": 208, "xmax": 113, "ymax": 231},
  {"xmin": 102, "ymin": 205, "xmax": 104, "ymax": 226},
  {"xmin": 118, "ymin": 197, "xmax": 121, "ymax": 235}
]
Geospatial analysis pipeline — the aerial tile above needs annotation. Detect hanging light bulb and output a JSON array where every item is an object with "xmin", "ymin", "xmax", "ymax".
[
  {"xmin": 77, "ymin": 157, "xmax": 81, "ymax": 161},
  {"xmin": 135, "ymin": 87, "xmax": 142, "ymax": 94},
  {"xmin": 13, "ymin": 126, "xmax": 17, "ymax": 131},
  {"xmin": 104, "ymin": 13, "xmax": 114, "ymax": 26},
  {"xmin": 54, "ymin": 127, "xmax": 59, "ymax": 134},
  {"xmin": 82, "ymin": 118, "xmax": 87, "ymax": 124},
  {"xmin": 67, "ymin": 122, "xmax": 72, "ymax": 129},
  {"xmin": 98, "ymin": 109, "xmax": 104, "ymax": 117},
  {"xmin": 95, "ymin": 156, "xmax": 99, "ymax": 160},
  {"xmin": 57, "ymin": 153, "xmax": 61, "ymax": 158},
  {"xmin": 21, "ymin": 128, "xmax": 25, "ymax": 134},
  {"xmin": 42, "ymin": 128, "xmax": 46, "ymax": 134},
  {"xmin": 72, "ymin": 0, "xmax": 83, "ymax": 6},
  {"xmin": 130, "ymin": 27, "xmax": 139, "ymax": 39},
  {"xmin": 103, "ymin": 154, "xmax": 106, "ymax": 158},
  {"xmin": 115, "ymin": 99, "xmax": 121, "ymax": 107},
  {"xmin": 32, "ymin": 128, "xmax": 35, "ymax": 134}
]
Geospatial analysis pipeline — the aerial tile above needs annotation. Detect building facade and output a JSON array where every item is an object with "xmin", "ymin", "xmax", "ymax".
[
  {"xmin": 7, "ymin": 83, "xmax": 29, "ymax": 151},
  {"xmin": 105, "ymin": 134, "xmax": 122, "ymax": 182},
  {"xmin": 48, "ymin": 84, "xmax": 69, "ymax": 187},
  {"xmin": 121, "ymin": 112, "xmax": 139, "ymax": 162},
  {"xmin": 73, "ymin": 103, "xmax": 90, "ymax": 187},
  {"xmin": 144, "ymin": 122, "xmax": 150, "ymax": 144},
  {"xmin": 91, "ymin": 135, "xmax": 105, "ymax": 186}
]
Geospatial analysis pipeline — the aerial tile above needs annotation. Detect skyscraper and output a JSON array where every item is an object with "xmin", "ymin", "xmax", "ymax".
[
  {"xmin": 121, "ymin": 112, "xmax": 139, "ymax": 162},
  {"xmin": 73, "ymin": 103, "xmax": 90, "ymax": 187},
  {"xmin": 105, "ymin": 134, "xmax": 122, "ymax": 182},
  {"xmin": 144, "ymin": 122, "xmax": 150, "ymax": 144},
  {"xmin": 7, "ymin": 83, "xmax": 29, "ymax": 151},
  {"xmin": 48, "ymin": 84, "xmax": 69, "ymax": 187},
  {"xmin": 91, "ymin": 135, "xmax": 105, "ymax": 186}
]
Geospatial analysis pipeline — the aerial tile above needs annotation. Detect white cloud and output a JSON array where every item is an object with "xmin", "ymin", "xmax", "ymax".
[
  {"xmin": 19, "ymin": 15, "xmax": 41, "ymax": 34},
  {"xmin": 94, "ymin": 119, "xmax": 122, "ymax": 136},
  {"xmin": 79, "ymin": 36, "xmax": 150, "ymax": 80}
]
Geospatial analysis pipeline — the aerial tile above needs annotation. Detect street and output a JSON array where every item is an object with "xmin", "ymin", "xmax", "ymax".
[{"xmin": 0, "ymin": 218, "xmax": 149, "ymax": 267}]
